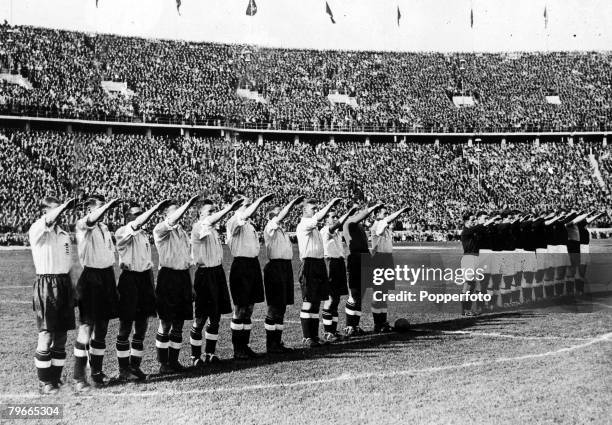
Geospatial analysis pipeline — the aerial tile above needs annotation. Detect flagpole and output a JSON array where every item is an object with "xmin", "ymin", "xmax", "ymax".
[
  {"xmin": 469, "ymin": 0, "xmax": 475, "ymax": 54},
  {"xmin": 544, "ymin": 3, "xmax": 549, "ymax": 52}
]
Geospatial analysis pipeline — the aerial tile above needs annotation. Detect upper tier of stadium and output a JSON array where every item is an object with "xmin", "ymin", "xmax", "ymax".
[{"xmin": 1, "ymin": 24, "xmax": 611, "ymax": 133}]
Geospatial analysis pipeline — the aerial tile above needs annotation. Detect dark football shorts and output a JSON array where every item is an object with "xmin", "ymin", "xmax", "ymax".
[
  {"xmin": 33, "ymin": 274, "xmax": 76, "ymax": 332},
  {"xmin": 76, "ymin": 266, "xmax": 119, "ymax": 324},
  {"xmin": 298, "ymin": 257, "xmax": 329, "ymax": 303},
  {"xmin": 117, "ymin": 269, "xmax": 157, "ymax": 321},
  {"xmin": 347, "ymin": 252, "xmax": 371, "ymax": 291},
  {"xmin": 264, "ymin": 259, "xmax": 294, "ymax": 307},
  {"xmin": 325, "ymin": 257, "xmax": 348, "ymax": 297},
  {"xmin": 229, "ymin": 257, "xmax": 264, "ymax": 306},
  {"xmin": 195, "ymin": 264, "xmax": 232, "ymax": 317},
  {"xmin": 155, "ymin": 267, "xmax": 193, "ymax": 321}
]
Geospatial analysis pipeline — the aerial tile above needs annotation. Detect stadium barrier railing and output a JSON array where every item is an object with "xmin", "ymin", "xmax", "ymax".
[{"xmin": 0, "ymin": 111, "xmax": 610, "ymax": 137}]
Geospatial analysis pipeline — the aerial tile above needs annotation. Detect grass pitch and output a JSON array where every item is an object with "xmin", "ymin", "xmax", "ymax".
[{"xmin": 0, "ymin": 242, "xmax": 611, "ymax": 425}]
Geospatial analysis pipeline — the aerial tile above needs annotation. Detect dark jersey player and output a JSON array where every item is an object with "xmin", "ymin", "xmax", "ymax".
[{"xmin": 342, "ymin": 201, "xmax": 384, "ymax": 337}]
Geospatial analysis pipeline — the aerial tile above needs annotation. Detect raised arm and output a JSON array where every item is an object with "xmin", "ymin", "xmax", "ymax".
[
  {"xmin": 484, "ymin": 215, "xmax": 501, "ymax": 226},
  {"xmin": 242, "ymin": 193, "xmax": 274, "ymax": 220},
  {"xmin": 313, "ymin": 198, "xmax": 343, "ymax": 222},
  {"xmin": 329, "ymin": 206, "xmax": 358, "ymax": 233},
  {"xmin": 586, "ymin": 211, "xmax": 606, "ymax": 224},
  {"xmin": 275, "ymin": 195, "xmax": 305, "ymax": 223},
  {"xmin": 385, "ymin": 206, "xmax": 410, "ymax": 224},
  {"xmin": 561, "ymin": 211, "xmax": 578, "ymax": 225},
  {"xmin": 131, "ymin": 199, "xmax": 170, "ymax": 230},
  {"xmin": 570, "ymin": 210, "xmax": 589, "ymax": 224},
  {"xmin": 86, "ymin": 198, "xmax": 122, "ymax": 226},
  {"xmin": 544, "ymin": 214, "xmax": 563, "ymax": 226},
  {"xmin": 45, "ymin": 197, "xmax": 78, "ymax": 226},
  {"xmin": 373, "ymin": 206, "xmax": 410, "ymax": 236},
  {"xmin": 342, "ymin": 202, "xmax": 382, "ymax": 225},
  {"xmin": 167, "ymin": 195, "xmax": 200, "ymax": 227},
  {"xmin": 207, "ymin": 198, "xmax": 244, "ymax": 225}
]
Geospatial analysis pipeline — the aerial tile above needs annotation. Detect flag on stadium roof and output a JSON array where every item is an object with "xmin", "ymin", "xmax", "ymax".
[
  {"xmin": 326, "ymin": 2, "xmax": 336, "ymax": 24},
  {"xmin": 470, "ymin": 7, "xmax": 474, "ymax": 28},
  {"xmin": 544, "ymin": 5, "xmax": 548, "ymax": 29},
  {"xmin": 95, "ymin": 0, "xmax": 98, "ymax": 8},
  {"xmin": 246, "ymin": 0, "xmax": 257, "ymax": 16},
  {"xmin": 176, "ymin": 0, "xmax": 181, "ymax": 16},
  {"xmin": 397, "ymin": 6, "xmax": 401, "ymax": 27}
]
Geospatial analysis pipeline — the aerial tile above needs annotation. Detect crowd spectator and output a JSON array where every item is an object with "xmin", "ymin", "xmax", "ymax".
[
  {"xmin": 1, "ymin": 129, "xmax": 610, "ymax": 244},
  {"xmin": 0, "ymin": 25, "xmax": 610, "ymax": 131}
]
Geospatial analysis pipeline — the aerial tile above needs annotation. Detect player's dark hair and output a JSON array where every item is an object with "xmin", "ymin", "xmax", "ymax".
[
  {"xmin": 127, "ymin": 203, "xmax": 142, "ymax": 216},
  {"xmin": 40, "ymin": 196, "xmax": 62, "ymax": 208},
  {"xmin": 85, "ymin": 194, "xmax": 105, "ymax": 207},
  {"xmin": 159, "ymin": 199, "xmax": 178, "ymax": 213}
]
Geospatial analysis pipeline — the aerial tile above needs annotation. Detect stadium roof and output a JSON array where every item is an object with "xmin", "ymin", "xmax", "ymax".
[{"xmin": 1, "ymin": 0, "xmax": 611, "ymax": 53}]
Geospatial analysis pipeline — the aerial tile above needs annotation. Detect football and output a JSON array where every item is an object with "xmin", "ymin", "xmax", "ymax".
[{"xmin": 394, "ymin": 318, "xmax": 411, "ymax": 332}]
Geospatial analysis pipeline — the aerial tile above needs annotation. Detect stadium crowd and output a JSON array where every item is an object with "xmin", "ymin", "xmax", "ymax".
[
  {"xmin": 1, "ymin": 24, "xmax": 611, "ymax": 131},
  {"xmin": 0, "ymin": 128, "xmax": 610, "ymax": 244}
]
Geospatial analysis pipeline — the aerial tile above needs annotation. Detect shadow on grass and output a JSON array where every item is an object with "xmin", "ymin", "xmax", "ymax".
[
  {"xmin": 101, "ymin": 312, "xmax": 527, "ymax": 388},
  {"xmin": 100, "ymin": 291, "xmax": 612, "ymax": 389}
]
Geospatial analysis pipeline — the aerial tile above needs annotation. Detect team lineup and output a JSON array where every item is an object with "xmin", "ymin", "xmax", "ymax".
[
  {"xmin": 28, "ymin": 193, "xmax": 412, "ymax": 395},
  {"xmin": 27, "ymin": 193, "xmax": 604, "ymax": 395},
  {"xmin": 458, "ymin": 209, "xmax": 603, "ymax": 316}
]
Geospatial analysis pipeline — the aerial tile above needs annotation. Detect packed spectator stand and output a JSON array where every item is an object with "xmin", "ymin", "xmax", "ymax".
[
  {"xmin": 0, "ymin": 128, "xmax": 610, "ymax": 245},
  {"xmin": 0, "ymin": 24, "xmax": 611, "ymax": 132},
  {"xmin": 0, "ymin": 23, "xmax": 611, "ymax": 245}
]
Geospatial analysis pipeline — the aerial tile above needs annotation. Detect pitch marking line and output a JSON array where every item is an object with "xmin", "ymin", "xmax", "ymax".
[
  {"xmin": 394, "ymin": 246, "xmax": 457, "ymax": 251},
  {"xmin": 1, "ymin": 332, "xmax": 610, "ymax": 400},
  {"xmin": 431, "ymin": 330, "xmax": 593, "ymax": 341}
]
